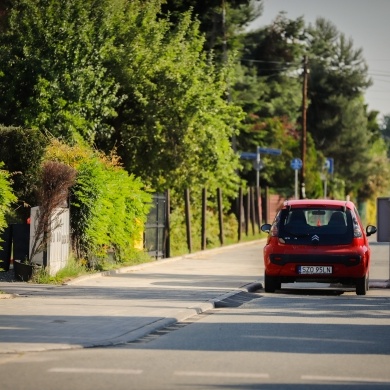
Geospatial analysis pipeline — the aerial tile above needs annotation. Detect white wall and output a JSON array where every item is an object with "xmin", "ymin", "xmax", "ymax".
[{"xmin": 29, "ymin": 207, "xmax": 70, "ymax": 275}]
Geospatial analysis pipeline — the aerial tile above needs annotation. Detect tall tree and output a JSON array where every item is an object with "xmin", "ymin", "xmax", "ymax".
[
  {"xmin": 160, "ymin": 0, "xmax": 263, "ymax": 57},
  {"xmin": 0, "ymin": 0, "xmax": 120, "ymax": 143},
  {"xmin": 306, "ymin": 18, "xmax": 380, "ymax": 199},
  {"xmin": 232, "ymin": 15, "xmax": 324, "ymax": 196},
  {"xmin": 103, "ymin": 4, "xmax": 244, "ymax": 201}
]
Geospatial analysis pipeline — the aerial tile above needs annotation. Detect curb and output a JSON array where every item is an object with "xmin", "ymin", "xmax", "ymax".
[
  {"xmin": 0, "ymin": 293, "xmax": 17, "ymax": 300},
  {"xmin": 369, "ymin": 280, "xmax": 390, "ymax": 289}
]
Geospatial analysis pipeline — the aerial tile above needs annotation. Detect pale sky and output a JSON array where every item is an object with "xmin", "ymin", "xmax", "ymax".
[{"xmin": 248, "ymin": 0, "xmax": 390, "ymax": 122}]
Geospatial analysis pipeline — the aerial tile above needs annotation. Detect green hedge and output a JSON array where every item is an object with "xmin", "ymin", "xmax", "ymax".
[{"xmin": 45, "ymin": 140, "xmax": 152, "ymax": 266}]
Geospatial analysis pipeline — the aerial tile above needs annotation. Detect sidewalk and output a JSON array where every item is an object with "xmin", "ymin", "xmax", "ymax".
[
  {"xmin": 1, "ymin": 239, "xmax": 389, "ymax": 355},
  {"xmin": 0, "ymin": 241, "xmax": 264, "ymax": 354}
]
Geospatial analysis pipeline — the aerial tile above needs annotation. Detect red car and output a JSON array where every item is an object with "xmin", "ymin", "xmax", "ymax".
[{"xmin": 261, "ymin": 199, "xmax": 377, "ymax": 295}]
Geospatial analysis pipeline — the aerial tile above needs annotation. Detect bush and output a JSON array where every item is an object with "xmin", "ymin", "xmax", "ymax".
[
  {"xmin": 0, "ymin": 163, "xmax": 17, "ymax": 246},
  {"xmin": 45, "ymin": 140, "xmax": 152, "ymax": 267},
  {"xmin": 0, "ymin": 126, "xmax": 48, "ymax": 221}
]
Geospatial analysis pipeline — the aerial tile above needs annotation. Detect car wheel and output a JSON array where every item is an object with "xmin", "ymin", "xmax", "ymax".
[
  {"xmin": 264, "ymin": 273, "xmax": 280, "ymax": 293},
  {"xmin": 356, "ymin": 273, "xmax": 368, "ymax": 295}
]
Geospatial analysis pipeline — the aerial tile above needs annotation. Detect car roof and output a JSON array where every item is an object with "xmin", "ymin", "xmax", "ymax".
[{"xmin": 283, "ymin": 199, "xmax": 355, "ymax": 210}]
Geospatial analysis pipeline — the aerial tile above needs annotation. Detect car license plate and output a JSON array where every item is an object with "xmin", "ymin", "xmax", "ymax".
[{"xmin": 298, "ymin": 266, "xmax": 332, "ymax": 274}]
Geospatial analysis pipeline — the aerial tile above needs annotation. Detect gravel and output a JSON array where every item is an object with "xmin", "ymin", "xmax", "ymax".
[{"xmin": 0, "ymin": 267, "xmax": 17, "ymax": 282}]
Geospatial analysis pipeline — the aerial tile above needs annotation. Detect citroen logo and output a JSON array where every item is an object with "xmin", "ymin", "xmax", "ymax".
[{"xmin": 311, "ymin": 235, "xmax": 320, "ymax": 241}]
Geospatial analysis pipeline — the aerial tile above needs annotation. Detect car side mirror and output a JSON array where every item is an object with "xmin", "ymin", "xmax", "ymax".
[
  {"xmin": 366, "ymin": 225, "xmax": 377, "ymax": 237},
  {"xmin": 261, "ymin": 223, "xmax": 272, "ymax": 233}
]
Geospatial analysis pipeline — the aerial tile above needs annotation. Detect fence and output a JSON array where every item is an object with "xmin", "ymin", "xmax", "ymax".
[{"xmin": 144, "ymin": 193, "xmax": 168, "ymax": 259}]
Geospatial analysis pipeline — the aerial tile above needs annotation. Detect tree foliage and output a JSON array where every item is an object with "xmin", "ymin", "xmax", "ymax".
[
  {"xmin": 235, "ymin": 13, "xmax": 388, "ymax": 200},
  {"xmin": 0, "ymin": 0, "xmax": 120, "ymax": 143},
  {"xmin": 160, "ymin": 0, "xmax": 263, "ymax": 56},
  {"xmin": 0, "ymin": 126, "xmax": 48, "ymax": 221},
  {"xmin": 0, "ymin": 0, "xmax": 245, "ymax": 207},
  {"xmin": 1, "ymin": 0, "xmax": 388, "ymax": 235},
  {"xmin": 305, "ymin": 18, "xmax": 384, "ymax": 199},
  {"xmin": 0, "ymin": 163, "xmax": 17, "ymax": 238},
  {"xmin": 101, "ymin": 3, "xmax": 244, "ymax": 204}
]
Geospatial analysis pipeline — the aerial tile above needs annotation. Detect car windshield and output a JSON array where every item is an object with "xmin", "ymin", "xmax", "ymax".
[{"xmin": 278, "ymin": 207, "xmax": 354, "ymax": 245}]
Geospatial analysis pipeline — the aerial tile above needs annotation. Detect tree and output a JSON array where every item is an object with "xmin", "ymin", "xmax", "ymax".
[
  {"xmin": 160, "ymin": 0, "xmax": 263, "ymax": 57},
  {"xmin": 233, "ymin": 15, "xmax": 323, "ymax": 195},
  {"xmin": 306, "ymin": 18, "xmax": 383, "ymax": 199},
  {"xmin": 0, "ymin": 0, "xmax": 120, "ymax": 143},
  {"xmin": 102, "ymin": 4, "xmax": 244, "ymax": 203},
  {"xmin": 380, "ymin": 115, "xmax": 390, "ymax": 157}
]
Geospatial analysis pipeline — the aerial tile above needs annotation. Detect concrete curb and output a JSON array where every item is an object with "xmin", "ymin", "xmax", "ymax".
[
  {"xmin": 0, "ymin": 293, "xmax": 17, "ymax": 299},
  {"xmin": 370, "ymin": 280, "xmax": 390, "ymax": 289}
]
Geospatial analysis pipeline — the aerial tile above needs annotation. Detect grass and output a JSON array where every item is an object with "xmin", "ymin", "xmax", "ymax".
[
  {"xmin": 169, "ymin": 231, "xmax": 266, "ymax": 257},
  {"xmin": 31, "ymin": 250, "xmax": 156, "ymax": 285}
]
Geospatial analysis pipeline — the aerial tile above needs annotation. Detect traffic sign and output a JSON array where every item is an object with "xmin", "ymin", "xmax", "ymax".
[
  {"xmin": 240, "ymin": 152, "xmax": 257, "ymax": 160},
  {"xmin": 290, "ymin": 158, "xmax": 302, "ymax": 170},
  {"xmin": 257, "ymin": 147, "xmax": 282, "ymax": 155},
  {"xmin": 240, "ymin": 148, "xmax": 282, "ymax": 160},
  {"xmin": 324, "ymin": 157, "xmax": 334, "ymax": 174}
]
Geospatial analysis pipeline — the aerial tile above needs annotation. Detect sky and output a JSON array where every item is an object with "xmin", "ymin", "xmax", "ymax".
[{"xmin": 247, "ymin": 0, "xmax": 390, "ymax": 122}]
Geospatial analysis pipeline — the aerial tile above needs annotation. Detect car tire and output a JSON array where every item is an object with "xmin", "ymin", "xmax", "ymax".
[
  {"xmin": 264, "ymin": 273, "xmax": 280, "ymax": 293},
  {"xmin": 356, "ymin": 273, "xmax": 368, "ymax": 295}
]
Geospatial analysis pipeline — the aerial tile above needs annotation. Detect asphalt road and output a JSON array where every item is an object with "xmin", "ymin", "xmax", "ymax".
[{"xmin": 0, "ymin": 238, "xmax": 389, "ymax": 389}]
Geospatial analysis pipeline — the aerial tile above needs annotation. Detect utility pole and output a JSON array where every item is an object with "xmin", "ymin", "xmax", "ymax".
[{"xmin": 300, "ymin": 55, "xmax": 309, "ymax": 199}]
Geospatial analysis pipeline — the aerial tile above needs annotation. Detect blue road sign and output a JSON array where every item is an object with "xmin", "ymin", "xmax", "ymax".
[
  {"xmin": 240, "ymin": 147, "xmax": 282, "ymax": 160},
  {"xmin": 240, "ymin": 152, "xmax": 257, "ymax": 160},
  {"xmin": 324, "ymin": 157, "xmax": 334, "ymax": 174},
  {"xmin": 291, "ymin": 158, "xmax": 302, "ymax": 170},
  {"xmin": 257, "ymin": 147, "xmax": 282, "ymax": 155}
]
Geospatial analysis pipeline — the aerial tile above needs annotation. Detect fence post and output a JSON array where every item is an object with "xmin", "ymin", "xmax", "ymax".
[
  {"xmin": 165, "ymin": 190, "xmax": 171, "ymax": 258},
  {"xmin": 217, "ymin": 188, "xmax": 224, "ymax": 246},
  {"xmin": 264, "ymin": 186, "xmax": 269, "ymax": 224},
  {"xmin": 250, "ymin": 187, "xmax": 256, "ymax": 235},
  {"xmin": 184, "ymin": 189, "xmax": 192, "ymax": 253},
  {"xmin": 245, "ymin": 189, "xmax": 250, "ymax": 236},
  {"xmin": 238, "ymin": 187, "xmax": 243, "ymax": 242},
  {"xmin": 255, "ymin": 186, "xmax": 261, "ymax": 232},
  {"xmin": 201, "ymin": 188, "xmax": 207, "ymax": 250}
]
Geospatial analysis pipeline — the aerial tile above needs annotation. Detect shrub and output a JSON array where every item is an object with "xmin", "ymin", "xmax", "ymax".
[
  {"xmin": 45, "ymin": 140, "xmax": 152, "ymax": 267},
  {"xmin": 0, "ymin": 163, "xmax": 17, "ymax": 246},
  {"xmin": 0, "ymin": 126, "xmax": 48, "ymax": 221}
]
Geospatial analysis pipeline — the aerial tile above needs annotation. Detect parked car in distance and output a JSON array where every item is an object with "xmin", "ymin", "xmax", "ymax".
[{"xmin": 261, "ymin": 199, "xmax": 377, "ymax": 295}]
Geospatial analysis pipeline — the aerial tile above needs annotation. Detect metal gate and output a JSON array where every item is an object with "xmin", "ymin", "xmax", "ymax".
[{"xmin": 144, "ymin": 193, "xmax": 167, "ymax": 259}]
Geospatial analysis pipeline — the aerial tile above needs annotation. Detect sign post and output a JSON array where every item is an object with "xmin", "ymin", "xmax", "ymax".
[
  {"xmin": 322, "ymin": 158, "xmax": 334, "ymax": 198},
  {"xmin": 240, "ymin": 147, "xmax": 281, "ymax": 225},
  {"xmin": 377, "ymin": 197, "xmax": 390, "ymax": 280},
  {"xmin": 290, "ymin": 158, "xmax": 303, "ymax": 199}
]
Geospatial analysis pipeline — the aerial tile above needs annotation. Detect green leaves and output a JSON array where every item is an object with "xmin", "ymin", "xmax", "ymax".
[
  {"xmin": 106, "ymin": 7, "xmax": 244, "ymax": 204},
  {"xmin": 0, "ymin": 0, "xmax": 120, "ymax": 143},
  {"xmin": 0, "ymin": 163, "xmax": 17, "ymax": 238},
  {"xmin": 47, "ymin": 141, "xmax": 152, "ymax": 263}
]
